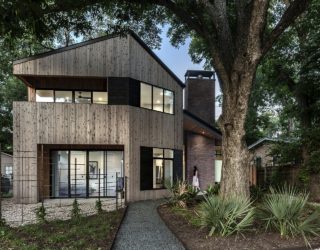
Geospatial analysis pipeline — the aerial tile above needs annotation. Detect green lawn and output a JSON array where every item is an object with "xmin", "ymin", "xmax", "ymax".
[{"xmin": 0, "ymin": 209, "xmax": 125, "ymax": 250}]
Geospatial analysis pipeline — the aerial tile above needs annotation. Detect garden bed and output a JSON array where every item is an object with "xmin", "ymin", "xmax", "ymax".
[
  {"xmin": 158, "ymin": 204, "xmax": 320, "ymax": 250},
  {"xmin": 0, "ymin": 208, "xmax": 126, "ymax": 249}
]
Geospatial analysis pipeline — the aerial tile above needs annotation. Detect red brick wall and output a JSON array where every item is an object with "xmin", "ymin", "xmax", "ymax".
[{"xmin": 185, "ymin": 132, "xmax": 215, "ymax": 190}]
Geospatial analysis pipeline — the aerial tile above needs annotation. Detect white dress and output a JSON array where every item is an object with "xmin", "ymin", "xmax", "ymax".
[{"xmin": 192, "ymin": 171, "xmax": 200, "ymax": 189}]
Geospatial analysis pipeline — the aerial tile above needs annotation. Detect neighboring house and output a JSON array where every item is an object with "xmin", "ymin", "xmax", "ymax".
[
  {"xmin": 1, "ymin": 152, "xmax": 13, "ymax": 178},
  {"xmin": 12, "ymin": 32, "xmax": 221, "ymax": 204},
  {"xmin": 249, "ymin": 137, "xmax": 298, "ymax": 186}
]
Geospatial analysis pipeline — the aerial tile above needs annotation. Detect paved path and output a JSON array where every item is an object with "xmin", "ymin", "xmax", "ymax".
[{"xmin": 113, "ymin": 200, "xmax": 185, "ymax": 250}]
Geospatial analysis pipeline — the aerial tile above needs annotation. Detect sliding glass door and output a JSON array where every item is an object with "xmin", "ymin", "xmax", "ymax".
[
  {"xmin": 107, "ymin": 151, "xmax": 123, "ymax": 196},
  {"xmin": 70, "ymin": 151, "xmax": 87, "ymax": 197},
  {"xmin": 88, "ymin": 151, "xmax": 106, "ymax": 197},
  {"xmin": 51, "ymin": 149, "xmax": 123, "ymax": 198}
]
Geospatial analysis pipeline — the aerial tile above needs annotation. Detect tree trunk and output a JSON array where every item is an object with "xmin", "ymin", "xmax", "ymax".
[
  {"xmin": 218, "ymin": 67, "xmax": 256, "ymax": 198},
  {"xmin": 309, "ymin": 174, "xmax": 320, "ymax": 202}
]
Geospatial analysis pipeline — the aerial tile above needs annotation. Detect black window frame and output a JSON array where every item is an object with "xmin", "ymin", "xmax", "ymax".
[
  {"xmin": 35, "ymin": 89, "xmax": 108, "ymax": 104},
  {"xmin": 139, "ymin": 82, "xmax": 175, "ymax": 115},
  {"xmin": 50, "ymin": 149, "xmax": 124, "ymax": 199}
]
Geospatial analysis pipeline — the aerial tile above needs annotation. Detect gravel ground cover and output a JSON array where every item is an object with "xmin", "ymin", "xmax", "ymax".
[
  {"xmin": 1, "ymin": 197, "xmax": 123, "ymax": 227},
  {"xmin": 113, "ymin": 200, "xmax": 185, "ymax": 250}
]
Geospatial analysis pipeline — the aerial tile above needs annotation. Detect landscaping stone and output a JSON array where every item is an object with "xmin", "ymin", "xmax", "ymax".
[
  {"xmin": 113, "ymin": 200, "xmax": 185, "ymax": 250},
  {"xmin": 1, "ymin": 198, "xmax": 123, "ymax": 227}
]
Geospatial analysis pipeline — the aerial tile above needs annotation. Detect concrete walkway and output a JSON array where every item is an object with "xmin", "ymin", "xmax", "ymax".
[{"xmin": 113, "ymin": 200, "xmax": 185, "ymax": 250}]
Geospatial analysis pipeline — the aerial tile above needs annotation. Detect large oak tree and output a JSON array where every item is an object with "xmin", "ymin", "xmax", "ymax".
[{"xmin": 0, "ymin": 0, "xmax": 311, "ymax": 197}]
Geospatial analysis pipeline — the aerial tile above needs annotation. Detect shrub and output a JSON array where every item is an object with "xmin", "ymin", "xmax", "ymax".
[
  {"xmin": 249, "ymin": 185, "xmax": 266, "ymax": 202},
  {"xmin": 95, "ymin": 199, "xmax": 103, "ymax": 214},
  {"xmin": 165, "ymin": 180, "xmax": 199, "ymax": 208},
  {"xmin": 205, "ymin": 184, "xmax": 220, "ymax": 196},
  {"xmin": 71, "ymin": 199, "xmax": 81, "ymax": 220},
  {"xmin": 198, "ymin": 195, "xmax": 255, "ymax": 236},
  {"xmin": 35, "ymin": 203, "xmax": 47, "ymax": 223},
  {"xmin": 259, "ymin": 186, "xmax": 320, "ymax": 246}
]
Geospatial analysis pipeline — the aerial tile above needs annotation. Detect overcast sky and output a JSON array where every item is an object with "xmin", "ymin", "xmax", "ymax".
[{"xmin": 153, "ymin": 30, "xmax": 222, "ymax": 120}]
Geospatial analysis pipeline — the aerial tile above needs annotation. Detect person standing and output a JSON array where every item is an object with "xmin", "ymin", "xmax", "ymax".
[{"xmin": 192, "ymin": 166, "xmax": 200, "ymax": 191}]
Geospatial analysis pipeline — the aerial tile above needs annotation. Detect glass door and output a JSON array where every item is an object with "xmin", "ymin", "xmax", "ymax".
[
  {"xmin": 88, "ymin": 151, "xmax": 106, "ymax": 197},
  {"xmin": 51, "ymin": 150, "xmax": 69, "ymax": 197},
  {"xmin": 70, "ymin": 151, "xmax": 87, "ymax": 197},
  {"xmin": 107, "ymin": 151, "xmax": 123, "ymax": 197}
]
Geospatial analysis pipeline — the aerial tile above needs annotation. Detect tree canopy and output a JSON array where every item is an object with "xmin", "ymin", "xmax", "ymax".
[{"xmin": 0, "ymin": 0, "xmax": 313, "ymax": 197}]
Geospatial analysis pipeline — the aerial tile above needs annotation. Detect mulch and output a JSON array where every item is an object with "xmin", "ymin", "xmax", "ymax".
[{"xmin": 158, "ymin": 204, "xmax": 320, "ymax": 250}]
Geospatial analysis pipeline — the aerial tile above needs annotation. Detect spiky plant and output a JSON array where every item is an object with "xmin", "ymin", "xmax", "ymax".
[
  {"xmin": 259, "ymin": 186, "xmax": 320, "ymax": 246},
  {"xmin": 198, "ymin": 195, "xmax": 255, "ymax": 236},
  {"xmin": 165, "ymin": 180, "xmax": 198, "ymax": 208}
]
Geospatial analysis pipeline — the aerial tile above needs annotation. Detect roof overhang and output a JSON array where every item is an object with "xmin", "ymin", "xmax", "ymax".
[{"xmin": 183, "ymin": 110, "xmax": 222, "ymax": 139}]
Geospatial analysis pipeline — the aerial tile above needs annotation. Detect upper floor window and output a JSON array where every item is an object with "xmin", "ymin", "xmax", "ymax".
[
  {"xmin": 36, "ymin": 90, "xmax": 54, "ymax": 102},
  {"xmin": 140, "ymin": 83, "xmax": 152, "ymax": 109},
  {"xmin": 36, "ymin": 90, "xmax": 108, "ymax": 104},
  {"xmin": 140, "ymin": 82, "xmax": 174, "ymax": 114},
  {"xmin": 55, "ymin": 91, "xmax": 72, "ymax": 103}
]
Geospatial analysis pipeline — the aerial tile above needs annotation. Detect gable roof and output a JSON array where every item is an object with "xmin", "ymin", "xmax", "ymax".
[
  {"xmin": 13, "ymin": 31, "xmax": 185, "ymax": 88},
  {"xmin": 248, "ymin": 137, "xmax": 282, "ymax": 150}
]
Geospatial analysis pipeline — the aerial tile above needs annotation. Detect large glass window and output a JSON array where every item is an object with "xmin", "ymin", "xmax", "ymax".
[
  {"xmin": 93, "ymin": 92, "xmax": 108, "ymax": 104},
  {"xmin": 51, "ymin": 150, "xmax": 123, "ymax": 198},
  {"xmin": 140, "ymin": 82, "xmax": 174, "ymax": 114},
  {"xmin": 88, "ymin": 151, "xmax": 106, "ymax": 197},
  {"xmin": 36, "ymin": 90, "xmax": 108, "ymax": 104},
  {"xmin": 36, "ymin": 90, "xmax": 54, "ymax": 102},
  {"xmin": 140, "ymin": 83, "xmax": 152, "ymax": 109},
  {"xmin": 152, "ymin": 147, "xmax": 174, "ymax": 189},
  {"xmin": 153, "ymin": 87, "xmax": 164, "ymax": 112},
  {"xmin": 164, "ymin": 90, "xmax": 174, "ymax": 114},
  {"xmin": 51, "ymin": 151, "xmax": 69, "ymax": 197},
  {"xmin": 75, "ymin": 91, "xmax": 91, "ymax": 104},
  {"xmin": 55, "ymin": 91, "xmax": 73, "ymax": 103}
]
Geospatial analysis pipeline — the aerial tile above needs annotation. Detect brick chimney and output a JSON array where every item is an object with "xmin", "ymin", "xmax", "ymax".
[{"xmin": 184, "ymin": 70, "xmax": 215, "ymax": 125}]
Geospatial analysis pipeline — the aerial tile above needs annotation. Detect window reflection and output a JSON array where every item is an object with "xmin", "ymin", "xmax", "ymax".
[
  {"xmin": 93, "ymin": 92, "xmax": 108, "ymax": 104},
  {"xmin": 55, "ymin": 91, "xmax": 72, "ymax": 103},
  {"xmin": 153, "ymin": 87, "xmax": 164, "ymax": 112},
  {"xmin": 75, "ymin": 91, "xmax": 92, "ymax": 103},
  {"xmin": 36, "ymin": 90, "xmax": 54, "ymax": 102},
  {"xmin": 164, "ymin": 90, "xmax": 174, "ymax": 114},
  {"xmin": 140, "ymin": 82, "xmax": 174, "ymax": 114},
  {"xmin": 140, "ymin": 83, "xmax": 152, "ymax": 109}
]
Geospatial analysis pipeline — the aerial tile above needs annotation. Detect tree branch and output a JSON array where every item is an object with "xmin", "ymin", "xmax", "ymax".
[{"xmin": 262, "ymin": 0, "xmax": 311, "ymax": 56}]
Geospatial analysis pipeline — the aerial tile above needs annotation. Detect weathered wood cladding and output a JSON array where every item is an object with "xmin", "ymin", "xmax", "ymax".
[
  {"xmin": 13, "ymin": 33, "xmax": 184, "ymax": 203},
  {"xmin": 13, "ymin": 102, "xmax": 183, "ymax": 203},
  {"xmin": 13, "ymin": 34, "xmax": 183, "ymax": 91},
  {"xmin": 13, "ymin": 36, "xmax": 130, "ymax": 78}
]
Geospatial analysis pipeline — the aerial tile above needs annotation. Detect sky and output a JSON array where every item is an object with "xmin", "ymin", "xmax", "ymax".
[{"xmin": 152, "ymin": 30, "xmax": 222, "ymax": 120}]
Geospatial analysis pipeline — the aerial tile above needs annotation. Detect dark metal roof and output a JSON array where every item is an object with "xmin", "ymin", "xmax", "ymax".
[
  {"xmin": 183, "ymin": 109, "xmax": 221, "ymax": 136},
  {"xmin": 13, "ymin": 31, "xmax": 185, "ymax": 88},
  {"xmin": 185, "ymin": 70, "xmax": 215, "ymax": 79}
]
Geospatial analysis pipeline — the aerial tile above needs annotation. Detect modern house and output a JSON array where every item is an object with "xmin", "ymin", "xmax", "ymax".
[{"xmin": 12, "ymin": 32, "xmax": 221, "ymax": 204}]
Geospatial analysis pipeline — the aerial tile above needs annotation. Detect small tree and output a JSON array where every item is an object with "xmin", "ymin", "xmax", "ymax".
[
  {"xmin": 35, "ymin": 203, "xmax": 47, "ymax": 224},
  {"xmin": 71, "ymin": 199, "xmax": 81, "ymax": 221},
  {"xmin": 95, "ymin": 199, "xmax": 103, "ymax": 214}
]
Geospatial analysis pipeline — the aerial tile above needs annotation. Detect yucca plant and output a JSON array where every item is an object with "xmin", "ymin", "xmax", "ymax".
[
  {"xmin": 165, "ymin": 179, "xmax": 197, "ymax": 208},
  {"xmin": 259, "ymin": 186, "xmax": 320, "ymax": 246},
  {"xmin": 197, "ymin": 195, "xmax": 255, "ymax": 236}
]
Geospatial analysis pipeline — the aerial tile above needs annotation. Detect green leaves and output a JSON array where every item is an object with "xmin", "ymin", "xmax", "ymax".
[
  {"xmin": 259, "ymin": 186, "xmax": 320, "ymax": 246},
  {"xmin": 198, "ymin": 195, "xmax": 255, "ymax": 236}
]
